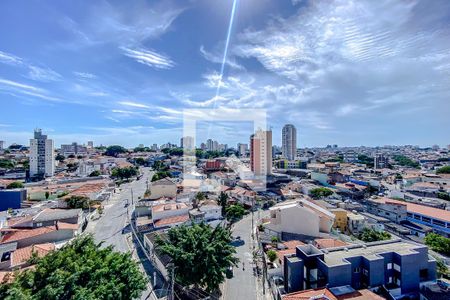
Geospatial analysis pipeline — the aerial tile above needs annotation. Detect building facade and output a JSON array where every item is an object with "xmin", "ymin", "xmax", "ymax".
[
  {"xmin": 180, "ymin": 136, "xmax": 195, "ymax": 151},
  {"xmin": 29, "ymin": 129, "xmax": 54, "ymax": 177},
  {"xmin": 284, "ymin": 240, "xmax": 436, "ymax": 297},
  {"xmin": 282, "ymin": 124, "xmax": 297, "ymax": 160},
  {"xmin": 250, "ymin": 129, "xmax": 272, "ymax": 176},
  {"xmin": 60, "ymin": 142, "xmax": 87, "ymax": 156}
]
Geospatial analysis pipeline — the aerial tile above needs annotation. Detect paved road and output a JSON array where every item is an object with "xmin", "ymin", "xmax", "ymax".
[
  {"xmin": 91, "ymin": 168, "xmax": 152, "ymax": 252},
  {"xmin": 224, "ymin": 213, "xmax": 258, "ymax": 300}
]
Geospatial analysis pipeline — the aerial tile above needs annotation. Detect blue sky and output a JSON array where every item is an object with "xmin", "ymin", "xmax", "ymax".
[{"xmin": 0, "ymin": 0, "xmax": 449, "ymax": 148}]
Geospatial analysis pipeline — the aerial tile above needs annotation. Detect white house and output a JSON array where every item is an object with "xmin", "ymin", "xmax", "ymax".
[{"xmin": 265, "ymin": 199, "xmax": 335, "ymax": 238}]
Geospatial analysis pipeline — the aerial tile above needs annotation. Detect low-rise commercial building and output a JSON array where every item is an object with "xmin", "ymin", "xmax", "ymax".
[{"xmin": 284, "ymin": 240, "xmax": 436, "ymax": 298}]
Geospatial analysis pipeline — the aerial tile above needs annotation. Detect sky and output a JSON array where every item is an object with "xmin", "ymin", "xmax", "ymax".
[{"xmin": 0, "ymin": 0, "xmax": 449, "ymax": 148}]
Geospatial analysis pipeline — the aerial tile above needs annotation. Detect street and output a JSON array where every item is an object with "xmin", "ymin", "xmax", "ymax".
[
  {"xmin": 224, "ymin": 213, "xmax": 259, "ymax": 300},
  {"xmin": 88, "ymin": 168, "xmax": 152, "ymax": 252}
]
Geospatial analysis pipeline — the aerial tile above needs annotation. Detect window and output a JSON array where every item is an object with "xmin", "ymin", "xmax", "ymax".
[
  {"xmin": 387, "ymin": 263, "xmax": 393, "ymax": 270},
  {"xmin": 36, "ymin": 222, "xmax": 43, "ymax": 227},
  {"xmin": 433, "ymin": 219, "xmax": 445, "ymax": 227},
  {"xmin": 394, "ymin": 263, "xmax": 401, "ymax": 272},
  {"xmin": 422, "ymin": 217, "xmax": 431, "ymax": 223},
  {"xmin": 354, "ymin": 267, "xmax": 361, "ymax": 273},
  {"xmin": 363, "ymin": 269, "xmax": 369, "ymax": 276},
  {"xmin": 414, "ymin": 215, "xmax": 421, "ymax": 220},
  {"xmin": 388, "ymin": 276, "xmax": 393, "ymax": 283}
]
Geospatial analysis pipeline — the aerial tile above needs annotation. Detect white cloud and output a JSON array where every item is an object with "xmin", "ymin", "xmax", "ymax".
[
  {"xmin": 121, "ymin": 47, "xmax": 175, "ymax": 70},
  {"xmin": 27, "ymin": 65, "xmax": 62, "ymax": 82},
  {"xmin": 73, "ymin": 71, "xmax": 96, "ymax": 79},
  {"xmin": 0, "ymin": 51, "xmax": 23, "ymax": 65},
  {"xmin": 199, "ymin": 45, "xmax": 244, "ymax": 70},
  {"xmin": 118, "ymin": 101, "xmax": 151, "ymax": 109},
  {"xmin": 0, "ymin": 78, "xmax": 62, "ymax": 102}
]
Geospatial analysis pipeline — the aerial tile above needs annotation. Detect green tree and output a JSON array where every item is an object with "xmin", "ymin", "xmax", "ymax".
[
  {"xmin": 436, "ymin": 258, "xmax": 449, "ymax": 278},
  {"xmin": 437, "ymin": 192, "xmax": 450, "ymax": 201},
  {"xmin": 151, "ymin": 170, "xmax": 172, "ymax": 182},
  {"xmin": 134, "ymin": 157, "xmax": 146, "ymax": 166},
  {"xmin": 105, "ymin": 145, "xmax": 127, "ymax": 157},
  {"xmin": 393, "ymin": 155, "xmax": 420, "ymax": 168},
  {"xmin": 89, "ymin": 170, "xmax": 101, "ymax": 177},
  {"xmin": 217, "ymin": 192, "xmax": 229, "ymax": 217},
  {"xmin": 45, "ymin": 191, "xmax": 50, "ymax": 200},
  {"xmin": 66, "ymin": 196, "xmax": 90, "ymax": 209},
  {"xmin": 111, "ymin": 166, "xmax": 138, "ymax": 180},
  {"xmin": 225, "ymin": 204, "xmax": 246, "ymax": 222},
  {"xmin": 309, "ymin": 187, "xmax": 333, "ymax": 199},
  {"xmin": 0, "ymin": 159, "xmax": 15, "ymax": 169},
  {"xmin": 424, "ymin": 233, "xmax": 450, "ymax": 255},
  {"xmin": 267, "ymin": 250, "xmax": 278, "ymax": 263},
  {"xmin": 66, "ymin": 162, "xmax": 79, "ymax": 172},
  {"xmin": 358, "ymin": 228, "xmax": 391, "ymax": 242},
  {"xmin": 436, "ymin": 166, "xmax": 450, "ymax": 174},
  {"xmin": 0, "ymin": 235, "xmax": 147, "ymax": 300},
  {"xmin": 156, "ymin": 223, "xmax": 238, "ymax": 292},
  {"xmin": 6, "ymin": 181, "xmax": 24, "ymax": 189}
]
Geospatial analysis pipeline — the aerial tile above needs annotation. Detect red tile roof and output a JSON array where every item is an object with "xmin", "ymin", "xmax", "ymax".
[
  {"xmin": 1, "ymin": 226, "xmax": 56, "ymax": 244},
  {"xmin": 375, "ymin": 197, "xmax": 450, "ymax": 223},
  {"xmin": 314, "ymin": 238, "xmax": 348, "ymax": 249},
  {"xmin": 11, "ymin": 243, "xmax": 55, "ymax": 267},
  {"xmin": 283, "ymin": 288, "xmax": 337, "ymax": 300},
  {"xmin": 154, "ymin": 215, "xmax": 190, "ymax": 227}
]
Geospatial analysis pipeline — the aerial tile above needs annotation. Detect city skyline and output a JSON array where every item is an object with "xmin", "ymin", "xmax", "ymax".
[{"xmin": 1, "ymin": 0, "xmax": 449, "ymax": 147}]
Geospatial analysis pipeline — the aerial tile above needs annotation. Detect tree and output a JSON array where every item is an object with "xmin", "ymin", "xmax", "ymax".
[
  {"xmin": 309, "ymin": 187, "xmax": 333, "ymax": 199},
  {"xmin": 111, "ymin": 166, "xmax": 138, "ymax": 180},
  {"xmin": 0, "ymin": 235, "xmax": 147, "ymax": 300},
  {"xmin": 66, "ymin": 195, "xmax": 90, "ymax": 209},
  {"xmin": 267, "ymin": 250, "xmax": 278, "ymax": 263},
  {"xmin": 156, "ymin": 223, "xmax": 238, "ymax": 292},
  {"xmin": 217, "ymin": 192, "xmax": 229, "ymax": 217},
  {"xmin": 424, "ymin": 233, "xmax": 450, "ymax": 255},
  {"xmin": 0, "ymin": 159, "xmax": 15, "ymax": 169},
  {"xmin": 436, "ymin": 258, "xmax": 449, "ymax": 278},
  {"xmin": 436, "ymin": 166, "xmax": 450, "ymax": 174},
  {"xmin": 89, "ymin": 170, "xmax": 101, "ymax": 177},
  {"xmin": 66, "ymin": 162, "xmax": 79, "ymax": 172},
  {"xmin": 105, "ymin": 145, "xmax": 127, "ymax": 157},
  {"xmin": 358, "ymin": 228, "xmax": 391, "ymax": 242},
  {"xmin": 45, "ymin": 191, "xmax": 50, "ymax": 200},
  {"xmin": 151, "ymin": 170, "xmax": 172, "ymax": 182},
  {"xmin": 134, "ymin": 157, "xmax": 146, "ymax": 166},
  {"xmin": 55, "ymin": 153, "xmax": 65, "ymax": 162},
  {"xmin": 6, "ymin": 181, "xmax": 24, "ymax": 189},
  {"xmin": 393, "ymin": 155, "xmax": 420, "ymax": 168},
  {"xmin": 437, "ymin": 192, "xmax": 450, "ymax": 201},
  {"xmin": 226, "ymin": 204, "xmax": 246, "ymax": 222}
]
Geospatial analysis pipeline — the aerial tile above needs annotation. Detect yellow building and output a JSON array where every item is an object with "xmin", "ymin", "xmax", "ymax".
[{"xmin": 330, "ymin": 208, "xmax": 348, "ymax": 233}]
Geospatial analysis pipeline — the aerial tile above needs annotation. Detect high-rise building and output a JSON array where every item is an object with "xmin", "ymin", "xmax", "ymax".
[
  {"xmin": 0, "ymin": 140, "xmax": 4, "ymax": 151},
  {"xmin": 87, "ymin": 141, "xmax": 94, "ymax": 149},
  {"xmin": 151, "ymin": 144, "xmax": 158, "ymax": 151},
  {"xmin": 282, "ymin": 124, "xmax": 297, "ymax": 160},
  {"xmin": 206, "ymin": 139, "xmax": 214, "ymax": 151},
  {"xmin": 180, "ymin": 136, "xmax": 194, "ymax": 151},
  {"xmin": 60, "ymin": 142, "xmax": 87, "ymax": 156},
  {"xmin": 237, "ymin": 143, "xmax": 248, "ymax": 157},
  {"xmin": 374, "ymin": 154, "xmax": 388, "ymax": 169},
  {"xmin": 250, "ymin": 129, "xmax": 272, "ymax": 176},
  {"xmin": 29, "ymin": 129, "xmax": 54, "ymax": 177},
  {"xmin": 200, "ymin": 143, "xmax": 207, "ymax": 150}
]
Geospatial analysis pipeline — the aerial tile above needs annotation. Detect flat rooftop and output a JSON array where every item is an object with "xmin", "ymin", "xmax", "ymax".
[{"xmin": 322, "ymin": 240, "xmax": 421, "ymax": 266}]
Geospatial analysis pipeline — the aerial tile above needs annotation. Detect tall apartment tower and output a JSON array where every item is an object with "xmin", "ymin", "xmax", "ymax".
[
  {"xmin": 180, "ymin": 136, "xmax": 194, "ymax": 151},
  {"xmin": 250, "ymin": 129, "xmax": 272, "ymax": 176},
  {"xmin": 282, "ymin": 124, "xmax": 297, "ymax": 160},
  {"xmin": 0, "ymin": 140, "xmax": 4, "ymax": 151},
  {"xmin": 29, "ymin": 129, "xmax": 54, "ymax": 177}
]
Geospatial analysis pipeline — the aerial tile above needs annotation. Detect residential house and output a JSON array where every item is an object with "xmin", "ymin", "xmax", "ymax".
[
  {"xmin": 283, "ymin": 240, "xmax": 436, "ymax": 298},
  {"xmin": 330, "ymin": 208, "xmax": 348, "ymax": 233},
  {"xmin": 151, "ymin": 202, "xmax": 191, "ymax": 229},
  {"xmin": 265, "ymin": 199, "xmax": 335, "ymax": 239},
  {"xmin": 347, "ymin": 212, "xmax": 366, "ymax": 234}
]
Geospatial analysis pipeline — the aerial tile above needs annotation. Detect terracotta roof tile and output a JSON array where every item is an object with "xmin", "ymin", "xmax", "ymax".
[
  {"xmin": 11, "ymin": 243, "xmax": 55, "ymax": 267},
  {"xmin": 154, "ymin": 215, "xmax": 190, "ymax": 227}
]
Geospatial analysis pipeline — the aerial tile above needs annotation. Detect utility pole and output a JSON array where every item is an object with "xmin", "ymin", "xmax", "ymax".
[{"xmin": 131, "ymin": 188, "xmax": 134, "ymax": 205}]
